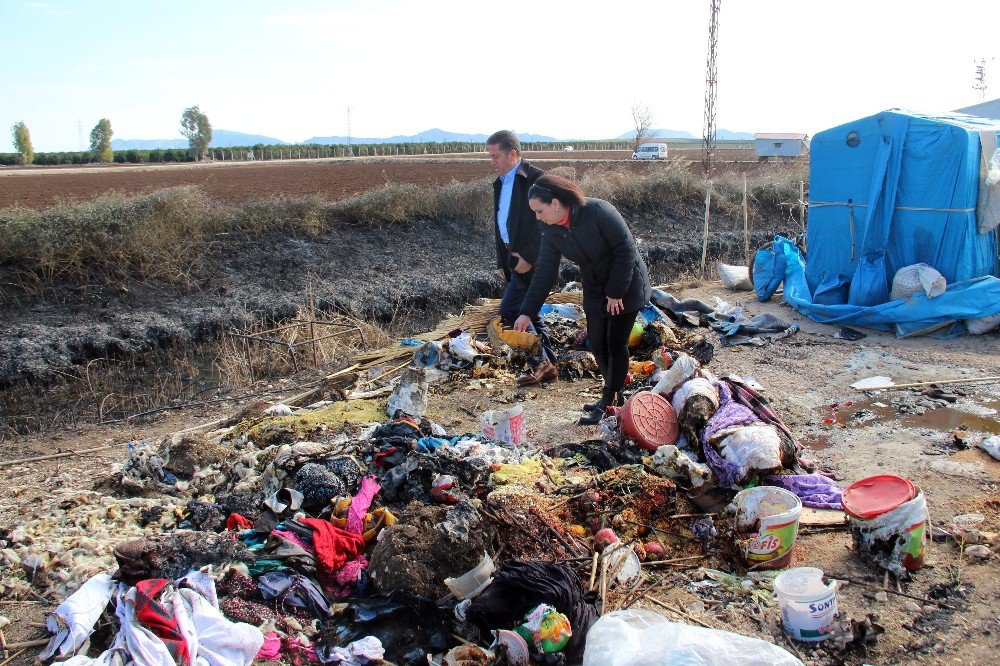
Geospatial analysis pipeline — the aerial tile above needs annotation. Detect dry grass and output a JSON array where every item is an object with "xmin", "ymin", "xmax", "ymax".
[
  {"xmin": 0, "ymin": 165, "xmax": 803, "ymax": 289},
  {"xmin": 217, "ymin": 304, "xmax": 390, "ymax": 384}
]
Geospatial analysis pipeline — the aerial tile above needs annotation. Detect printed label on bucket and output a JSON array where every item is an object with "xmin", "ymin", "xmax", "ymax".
[
  {"xmin": 781, "ymin": 591, "xmax": 837, "ymax": 641},
  {"xmin": 903, "ymin": 519, "xmax": 927, "ymax": 570},
  {"xmin": 748, "ymin": 518, "xmax": 799, "ymax": 562}
]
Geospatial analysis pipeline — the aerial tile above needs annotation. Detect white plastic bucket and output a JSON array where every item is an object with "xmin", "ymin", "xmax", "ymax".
[
  {"xmin": 773, "ymin": 567, "xmax": 837, "ymax": 642},
  {"xmin": 731, "ymin": 486, "xmax": 802, "ymax": 569},
  {"xmin": 480, "ymin": 405, "xmax": 526, "ymax": 445}
]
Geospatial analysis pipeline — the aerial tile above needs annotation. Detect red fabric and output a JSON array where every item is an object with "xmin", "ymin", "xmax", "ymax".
[
  {"xmin": 301, "ymin": 518, "xmax": 365, "ymax": 583},
  {"xmin": 554, "ymin": 208, "xmax": 571, "ymax": 229},
  {"xmin": 226, "ymin": 513, "xmax": 253, "ymax": 531},
  {"xmin": 373, "ymin": 446, "xmax": 398, "ymax": 467},
  {"xmin": 134, "ymin": 579, "xmax": 189, "ymax": 665}
]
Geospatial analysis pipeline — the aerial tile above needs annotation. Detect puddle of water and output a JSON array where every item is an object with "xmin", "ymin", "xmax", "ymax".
[
  {"xmin": 828, "ymin": 398, "xmax": 1000, "ymax": 435},
  {"xmin": 899, "ymin": 408, "xmax": 1000, "ymax": 435},
  {"xmin": 800, "ymin": 434, "xmax": 834, "ymax": 450}
]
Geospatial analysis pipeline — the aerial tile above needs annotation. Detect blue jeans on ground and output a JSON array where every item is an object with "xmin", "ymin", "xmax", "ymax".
[{"xmin": 499, "ymin": 278, "xmax": 556, "ymax": 364}]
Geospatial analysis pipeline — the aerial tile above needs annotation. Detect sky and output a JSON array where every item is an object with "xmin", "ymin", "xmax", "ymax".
[{"xmin": 1, "ymin": 0, "xmax": 998, "ymax": 152}]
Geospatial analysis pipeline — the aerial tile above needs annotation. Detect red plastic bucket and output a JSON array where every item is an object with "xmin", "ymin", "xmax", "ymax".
[
  {"xmin": 620, "ymin": 391, "xmax": 678, "ymax": 451},
  {"xmin": 842, "ymin": 475, "xmax": 916, "ymax": 520},
  {"xmin": 843, "ymin": 475, "xmax": 926, "ymax": 572}
]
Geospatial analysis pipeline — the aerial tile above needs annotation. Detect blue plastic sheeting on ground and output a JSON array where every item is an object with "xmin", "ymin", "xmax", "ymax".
[
  {"xmin": 806, "ymin": 111, "xmax": 1000, "ymax": 306},
  {"xmin": 775, "ymin": 236, "xmax": 1000, "ymax": 337}
]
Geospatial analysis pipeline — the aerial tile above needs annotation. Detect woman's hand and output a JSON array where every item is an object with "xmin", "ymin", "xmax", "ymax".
[
  {"xmin": 606, "ymin": 297, "xmax": 624, "ymax": 315},
  {"xmin": 513, "ymin": 314, "xmax": 533, "ymax": 332}
]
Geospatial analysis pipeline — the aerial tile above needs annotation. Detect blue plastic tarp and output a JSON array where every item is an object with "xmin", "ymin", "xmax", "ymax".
[
  {"xmin": 776, "ymin": 235, "xmax": 1000, "ymax": 337},
  {"xmin": 806, "ymin": 111, "xmax": 1000, "ymax": 304}
]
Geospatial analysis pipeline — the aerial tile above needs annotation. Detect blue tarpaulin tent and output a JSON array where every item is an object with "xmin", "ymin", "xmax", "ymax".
[{"xmin": 771, "ymin": 110, "xmax": 1000, "ymax": 337}]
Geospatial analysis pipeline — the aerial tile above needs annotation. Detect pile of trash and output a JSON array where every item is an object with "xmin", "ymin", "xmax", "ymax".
[{"xmin": 0, "ymin": 289, "xmax": 948, "ymax": 665}]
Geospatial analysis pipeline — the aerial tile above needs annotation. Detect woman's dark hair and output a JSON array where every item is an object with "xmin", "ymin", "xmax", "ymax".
[{"xmin": 528, "ymin": 174, "xmax": 586, "ymax": 208}]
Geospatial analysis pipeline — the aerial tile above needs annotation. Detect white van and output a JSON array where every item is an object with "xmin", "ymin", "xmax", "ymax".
[{"xmin": 631, "ymin": 143, "xmax": 669, "ymax": 160}]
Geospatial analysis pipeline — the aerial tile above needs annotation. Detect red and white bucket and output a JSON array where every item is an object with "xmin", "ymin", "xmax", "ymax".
[{"xmin": 480, "ymin": 405, "xmax": 526, "ymax": 445}]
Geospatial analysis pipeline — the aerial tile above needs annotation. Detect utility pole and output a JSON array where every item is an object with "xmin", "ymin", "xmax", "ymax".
[
  {"xmin": 702, "ymin": 0, "xmax": 721, "ymax": 176},
  {"xmin": 77, "ymin": 119, "xmax": 84, "ymax": 151},
  {"xmin": 973, "ymin": 59, "xmax": 991, "ymax": 101}
]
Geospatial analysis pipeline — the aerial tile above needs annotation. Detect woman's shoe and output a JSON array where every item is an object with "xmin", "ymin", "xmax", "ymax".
[
  {"xmin": 584, "ymin": 393, "xmax": 621, "ymax": 411},
  {"xmin": 577, "ymin": 407, "xmax": 606, "ymax": 426}
]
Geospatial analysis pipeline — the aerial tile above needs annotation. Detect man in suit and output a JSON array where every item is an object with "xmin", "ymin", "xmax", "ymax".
[{"xmin": 487, "ymin": 130, "xmax": 556, "ymax": 386}]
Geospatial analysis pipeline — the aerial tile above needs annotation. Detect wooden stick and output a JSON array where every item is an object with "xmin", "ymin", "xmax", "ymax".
[
  {"xmin": 599, "ymin": 557, "xmax": 610, "ymax": 613},
  {"xmin": 1, "ymin": 638, "xmax": 48, "ymax": 650},
  {"xmin": 700, "ymin": 185, "xmax": 712, "ymax": 276},
  {"xmin": 799, "ymin": 180, "xmax": 806, "ymax": 232},
  {"xmin": 0, "ymin": 649, "xmax": 25, "ymax": 666},
  {"xmin": 830, "ymin": 573, "xmax": 957, "ymax": 610},
  {"xmin": 642, "ymin": 594, "xmax": 713, "ymax": 629},
  {"xmin": 669, "ymin": 513, "xmax": 717, "ymax": 520},
  {"xmin": 742, "ymin": 174, "xmax": 750, "ymax": 267},
  {"xmin": 643, "ymin": 555, "xmax": 707, "ymax": 566},
  {"xmin": 588, "ymin": 552, "xmax": 599, "ymax": 592},
  {"xmin": 858, "ymin": 376, "xmax": 1000, "ymax": 392},
  {"xmin": 325, "ymin": 363, "xmax": 360, "ymax": 380},
  {"xmin": 0, "ymin": 444, "xmax": 118, "ymax": 468}
]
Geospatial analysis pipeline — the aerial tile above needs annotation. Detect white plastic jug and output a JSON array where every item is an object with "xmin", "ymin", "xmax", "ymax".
[{"xmin": 773, "ymin": 567, "xmax": 837, "ymax": 642}]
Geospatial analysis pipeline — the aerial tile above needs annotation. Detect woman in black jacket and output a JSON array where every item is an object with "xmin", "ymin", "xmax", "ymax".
[{"xmin": 513, "ymin": 174, "xmax": 651, "ymax": 425}]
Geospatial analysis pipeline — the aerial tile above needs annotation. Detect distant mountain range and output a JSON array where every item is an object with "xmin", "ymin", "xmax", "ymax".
[
  {"xmin": 616, "ymin": 128, "xmax": 755, "ymax": 141},
  {"xmin": 302, "ymin": 128, "xmax": 559, "ymax": 145},
  {"xmin": 108, "ymin": 126, "xmax": 755, "ymax": 151},
  {"xmin": 111, "ymin": 130, "xmax": 288, "ymax": 150}
]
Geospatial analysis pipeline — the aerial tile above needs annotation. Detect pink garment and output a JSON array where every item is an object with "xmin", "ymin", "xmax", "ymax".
[
  {"xmin": 346, "ymin": 476, "xmax": 381, "ymax": 534},
  {"xmin": 283, "ymin": 637, "xmax": 319, "ymax": 665},
  {"xmin": 256, "ymin": 632, "xmax": 282, "ymax": 660},
  {"xmin": 272, "ymin": 529, "xmax": 315, "ymax": 554}
]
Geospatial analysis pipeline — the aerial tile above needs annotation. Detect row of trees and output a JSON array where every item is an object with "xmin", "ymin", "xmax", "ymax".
[
  {"xmin": 6, "ymin": 105, "xmax": 211, "ymax": 165},
  {"xmin": 6, "ymin": 103, "xmax": 673, "ymax": 167}
]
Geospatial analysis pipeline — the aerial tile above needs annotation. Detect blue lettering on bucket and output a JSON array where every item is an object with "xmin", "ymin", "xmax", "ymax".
[{"xmin": 808, "ymin": 598, "xmax": 835, "ymax": 616}]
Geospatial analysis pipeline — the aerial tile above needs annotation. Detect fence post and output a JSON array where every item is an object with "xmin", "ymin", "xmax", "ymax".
[
  {"xmin": 700, "ymin": 183, "xmax": 712, "ymax": 277},
  {"xmin": 799, "ymin": 180, "xmax": 806, "ymax": 232},
  {"xmin": 743, "ymin": 174, "xmax": 750, "ymax": 267}
]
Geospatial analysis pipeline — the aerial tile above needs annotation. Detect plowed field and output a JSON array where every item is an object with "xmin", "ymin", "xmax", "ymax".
[{"xmin": 0, "ymin": 149, "xmax": 769, "ymax": 210}]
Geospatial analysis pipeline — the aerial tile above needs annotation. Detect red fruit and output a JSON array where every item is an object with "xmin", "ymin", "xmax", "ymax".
[
  {"xmin": 594, "ymin": 528, "xmax": 619, "ymax": 550},
  {"xmin": 643, "ymin": 541, "xmax": 665, "ymax": 559}
]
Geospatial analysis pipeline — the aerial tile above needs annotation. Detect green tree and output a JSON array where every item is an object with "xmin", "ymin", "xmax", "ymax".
[
  {"xmin": 89, "ymin": 118, "xmax": 114, "ymax": 162},
  {"xmin": 11, "ymin": 121, "xmax": 33, "ymax": 164},
  {"xmin": 180, "ymin": 105, "xmax": 212, "ymax": 161}
]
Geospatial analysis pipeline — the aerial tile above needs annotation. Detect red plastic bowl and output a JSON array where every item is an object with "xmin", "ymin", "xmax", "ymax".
[
  {"xmin": 620, "ymin": 391, "xmax": 679, "ymax": 451},
  {"xmin": 842, "ymin": 475, "xmax": 916, "ymax": 520}
]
